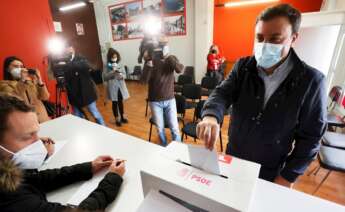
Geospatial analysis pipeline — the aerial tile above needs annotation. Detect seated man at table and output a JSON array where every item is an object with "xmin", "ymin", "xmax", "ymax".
[{"xmin": 0, "ymin": 94, "xmax": 126, "ymax": 211}]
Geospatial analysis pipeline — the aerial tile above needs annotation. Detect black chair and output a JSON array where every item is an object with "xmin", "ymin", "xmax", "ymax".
[
  {"xmin": 182, "ymin": 84, "xmax": 202, "ymax": 116},
  {"xmin": 129, "ymin": 65, "xmax": 142, "ymax": 80},
  {"xmin": 201, "ymin": 76, "xmax": 218, "ymax": 96},
  {"xmin": 174, "ymin": 75, "xmax": 193, "ymax": 93},
  {"xmin": 145, "ymin": 98, "xmax": 149, "ymax": 117},
  {"xmin": 181, "ymin": 100, "xmax": 224, "ymax": 152},
  {"xmin": 175, "ymin": 94, "xmax": 186, "ymax": 121},
  {"xmin": 184, "ymin": 66, "xmax": 195, "ymax": 83},
  {"xmin": 124, "ymin": 65, "xmax": 129, "ymax": 79},
  {"xmin": 148, "ymin": 95, "xmax": 186, "ymax": 142},
  {"xmin": 310, "ymin": 145, "xmax": 345, "ymax": 195}
]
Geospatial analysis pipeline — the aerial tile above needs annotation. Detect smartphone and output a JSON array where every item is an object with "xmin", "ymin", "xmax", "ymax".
[{"xmin": 28, "ymin": 69, "xmax": 36, "ymax": 75}]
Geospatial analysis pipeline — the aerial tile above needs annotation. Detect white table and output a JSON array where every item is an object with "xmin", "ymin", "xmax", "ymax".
[{"xmin": 42, "ymin": 115, "xmax": 345, "ymax": 212}]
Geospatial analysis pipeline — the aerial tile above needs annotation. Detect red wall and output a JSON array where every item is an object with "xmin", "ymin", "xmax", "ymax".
[
  {"xmin": 214, "ymin": 0, "xmax": 323, "ymax": 62},
  {"xmin": 0, "ymin": 0, "xmax": 55, "ymax": 99}
]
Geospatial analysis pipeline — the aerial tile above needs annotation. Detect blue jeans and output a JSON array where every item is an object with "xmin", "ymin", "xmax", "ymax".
[
  {"xmin": 149, "ymin": 98, "xmax": 181, "ymax": 146},
  {"xmin": 73, "ymin": 101, "xmax": 106, "ymax": 126}
]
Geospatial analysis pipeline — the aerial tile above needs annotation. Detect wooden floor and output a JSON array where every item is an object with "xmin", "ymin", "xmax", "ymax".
[{"xmin": 88, "ymin": 81, "xmax": 345, "ymax": 206}]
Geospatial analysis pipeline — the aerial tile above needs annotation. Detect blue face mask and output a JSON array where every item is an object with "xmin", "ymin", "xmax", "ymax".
[{"xmin": 254, "ymin": 42, "xmax": 284, "ymax": 69}]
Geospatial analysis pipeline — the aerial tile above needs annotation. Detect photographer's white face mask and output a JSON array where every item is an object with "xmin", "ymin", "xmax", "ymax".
[
  {"xmin": 10, "ymin": 68, "xmax": 22, "ymax": 79},
  {"xmin": 0, "ymin": 140, "xmax": 47, "ymax": 170}
]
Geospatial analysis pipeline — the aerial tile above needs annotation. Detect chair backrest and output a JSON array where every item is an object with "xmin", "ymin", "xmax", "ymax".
[
  {"xmin": 195, "ymin": 100, "xmax": 206, "ymax": 120},
  {"xmin": 182, "ymin": 83, "xmax": 202, "ymax": 100},
  {"xmin": 195, "ymin": 100, "xmax": 224, "ymax": 123},
  {"xmin": 133, "ymin": 65, "xmax": 142, "ymax": 75},
  {"xmin": 183, "ymin": 66, "xmax": 195, "ymax": 83},
  {"xmin": 329, "ymin": 86, "xmax": 342, "ymax": 103},
  {"xmin": 175, "ymin": 94, "xmax": 186, "ymax": 115},
  {"xmin": 201, "ymin": 76, "xmax": 218, "ymax": 90},
  {"xmin": 177, "ymin": 74, "xmax": 193, "ymax": 85}
]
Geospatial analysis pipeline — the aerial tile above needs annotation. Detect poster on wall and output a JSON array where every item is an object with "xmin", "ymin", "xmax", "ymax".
[
  {"xmin": 126, "ymin": 1, "xmax": 142, "ymax": 20},
  {"xmin": 76, "ymin": 23, "xmax": 85, "ymax": 35},
  {"xmin": 109, "ymin": 5, "xmax": 127, "ymax": 24},
  {"xmin": 142, "ymin": 0, "xmax": 161, "ymax": 14},
  {"xmin": 163, "ymin": 15, "xmax": 185, "ymax": 35},
  {"xmin": 112, "ymin": 23, "xmax": 127, "ymax": 40},
  {"xmin": 162, "ymin": 0, "xmax": 184, "ymax": 13},
  {"xmin": 108, "ymin": 0, "xmax": 186, "ymax": 41}
]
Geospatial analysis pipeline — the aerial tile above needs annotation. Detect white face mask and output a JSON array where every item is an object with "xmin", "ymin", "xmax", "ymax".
[
  {"xmin": 162, "ymin": 45, "xmax": 170, "ymax": 57},
  {"xmin": 0, "ymin": 140, "xmax": 47, "ymax": 170},
  {"xmin": 10, "ymin": 68, "xmax": 22, "ymax": 79},
  {"xmin": 254, "ymin": 42, "xmax": 284, "ymax": 69}
]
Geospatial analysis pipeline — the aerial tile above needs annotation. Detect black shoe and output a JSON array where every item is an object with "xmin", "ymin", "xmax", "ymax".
[
  {"xmin": 121, "ymin": 118, "xmax": 128, "ymax": 124},
  {"xmin": 115, "ymin": 120, "xmax": 122, "ymax": 126}
]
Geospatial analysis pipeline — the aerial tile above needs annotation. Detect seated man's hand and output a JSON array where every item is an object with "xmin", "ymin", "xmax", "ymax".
[
  {"xmin": 92, "ymin": 155, "xmax": 114, "ymax": 174},
  {"xmin": 196, "ymin": 116, "xmax": 219, "ymax": 151},
  {"xmin": 109, "ymin": 159, "xmax": 126, "ymax": 177},
  {"xmin": 274, "ymin": 175, "xmax": 293, "ymax": 188},
  {"xmin": 41, "ymin": 137, "xmax": 55, "ymax": 157}
]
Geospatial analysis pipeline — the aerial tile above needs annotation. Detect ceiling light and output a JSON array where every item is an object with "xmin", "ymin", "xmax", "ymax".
[
  {"xmin": 59, "ymin": 2, "xmax": 86, "ymax": 12},
  {"xmin": 224, "ymin": 0, "xmax": 279, "ymax": 7}
]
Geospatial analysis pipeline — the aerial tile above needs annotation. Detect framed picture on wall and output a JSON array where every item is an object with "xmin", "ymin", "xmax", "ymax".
[
  {"xmin": 108, "ymin": 0, "xmax": 186, "ymax": 41},
  {"xmin": 76, "ymin": 23, "xmax": 85, "ymax": 35},
  {"xmin": 128, "ymin": 21, "xmax": 144, "ymax": 38},
  {"xmin": 126, "ymin": 1, "xmax": 142, "ymax": 21},
  {"xmin": 163, "ymin": 15, "xmax": 185, "ymax": 35},
  {"xmin": 112, "ymin": 23, "xmax": 127, "ymax": 40},
  {"xmin": 142, "ymin": 0, "xmax": 161, "ymax": 14},
  {"xmin": 109, "ymin": 5, "xmax": 127, "ymax": 24},
  {"xmin": 162, "ymin": 0, "xmax": 184, "ymax": 14}
]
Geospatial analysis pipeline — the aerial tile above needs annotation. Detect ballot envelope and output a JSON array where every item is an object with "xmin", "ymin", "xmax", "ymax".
[{"xmin": 138, "ymin": 142, "xmax": 261, "ymax": 212}]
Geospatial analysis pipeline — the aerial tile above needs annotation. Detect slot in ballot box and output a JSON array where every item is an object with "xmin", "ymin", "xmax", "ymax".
[{"xmin": 138, "ymin": 142, "xmax": 261, "ymax": 212}]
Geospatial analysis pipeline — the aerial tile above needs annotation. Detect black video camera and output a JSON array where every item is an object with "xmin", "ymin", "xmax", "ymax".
[
  {"xmin": 48, "ymin": 54, "xmax": 70, "ymax": 86},
  {"xmin": 138, "ymin": 36, "xmax": 165, "ymax": 63}
]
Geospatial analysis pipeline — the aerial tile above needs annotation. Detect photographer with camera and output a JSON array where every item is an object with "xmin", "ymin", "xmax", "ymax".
[
  {"xmin": 0, "ymin": 56, "xmax": 50, "ymax": 123},
  {"xmin": 141, "ymin": 36, "xmax": 184, "ymax": 146},
  {"xmin": 64, "ymin": 43, "xmax": 106, "ymax": 126},
  {"xmin": 103, "ymin": 48, "xmax": 130, "ymax": 127}
]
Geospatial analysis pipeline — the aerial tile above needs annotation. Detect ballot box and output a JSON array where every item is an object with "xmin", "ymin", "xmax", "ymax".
[{"xmin": 138, "ymin": 142, "xmax": 261, "ymax": 212}]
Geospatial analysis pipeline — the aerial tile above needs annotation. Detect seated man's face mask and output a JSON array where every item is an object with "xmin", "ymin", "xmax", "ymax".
[
  {"xmin": 254, "ymin": 42, "xmax": 284, "ymax": 69},
  {"xmin": 0, "ymin": 140, "xmax": 48, "ymax": 170}
]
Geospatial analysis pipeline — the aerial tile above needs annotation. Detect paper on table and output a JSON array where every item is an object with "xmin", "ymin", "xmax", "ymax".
[
  {"xmin": 44, "ymin": 140, "xmax": 68, "ymax": 164},
  {"xmin": 136, "ymin": 190, "xmax": 192, "ymax": 212},
  {"xmin": 67, "ymin": 170, "xmax": 108, "ymax": 206},
  {"xmin": 187, "ymin": 144, "xmax": 220, "ymax": 175}
]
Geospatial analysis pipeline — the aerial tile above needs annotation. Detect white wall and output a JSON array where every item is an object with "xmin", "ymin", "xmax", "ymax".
[
  {"xmin": 93, "ymin": 0, "xmax": 195, "ymax": 76},
  {"xmin": 321, "ymin": 0, "xmax": 345, "ymax": 11},
  {"xmin": 194, "ymin": 0, "xmax": 214, "ymax": 83},
  {"xmin": 294, "ymin": 25, "xmax": 340, "ymax": 77}
]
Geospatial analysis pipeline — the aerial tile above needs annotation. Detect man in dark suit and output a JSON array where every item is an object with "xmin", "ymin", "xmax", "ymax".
[{"xmin": 197, "ymin": 4, "xmax": 327, "ymax": 188}]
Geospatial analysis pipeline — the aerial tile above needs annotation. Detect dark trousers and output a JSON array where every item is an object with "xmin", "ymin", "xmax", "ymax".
[{"xmin": 112, "ymin": 90, "xmax": 124, "ymax": 119}]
